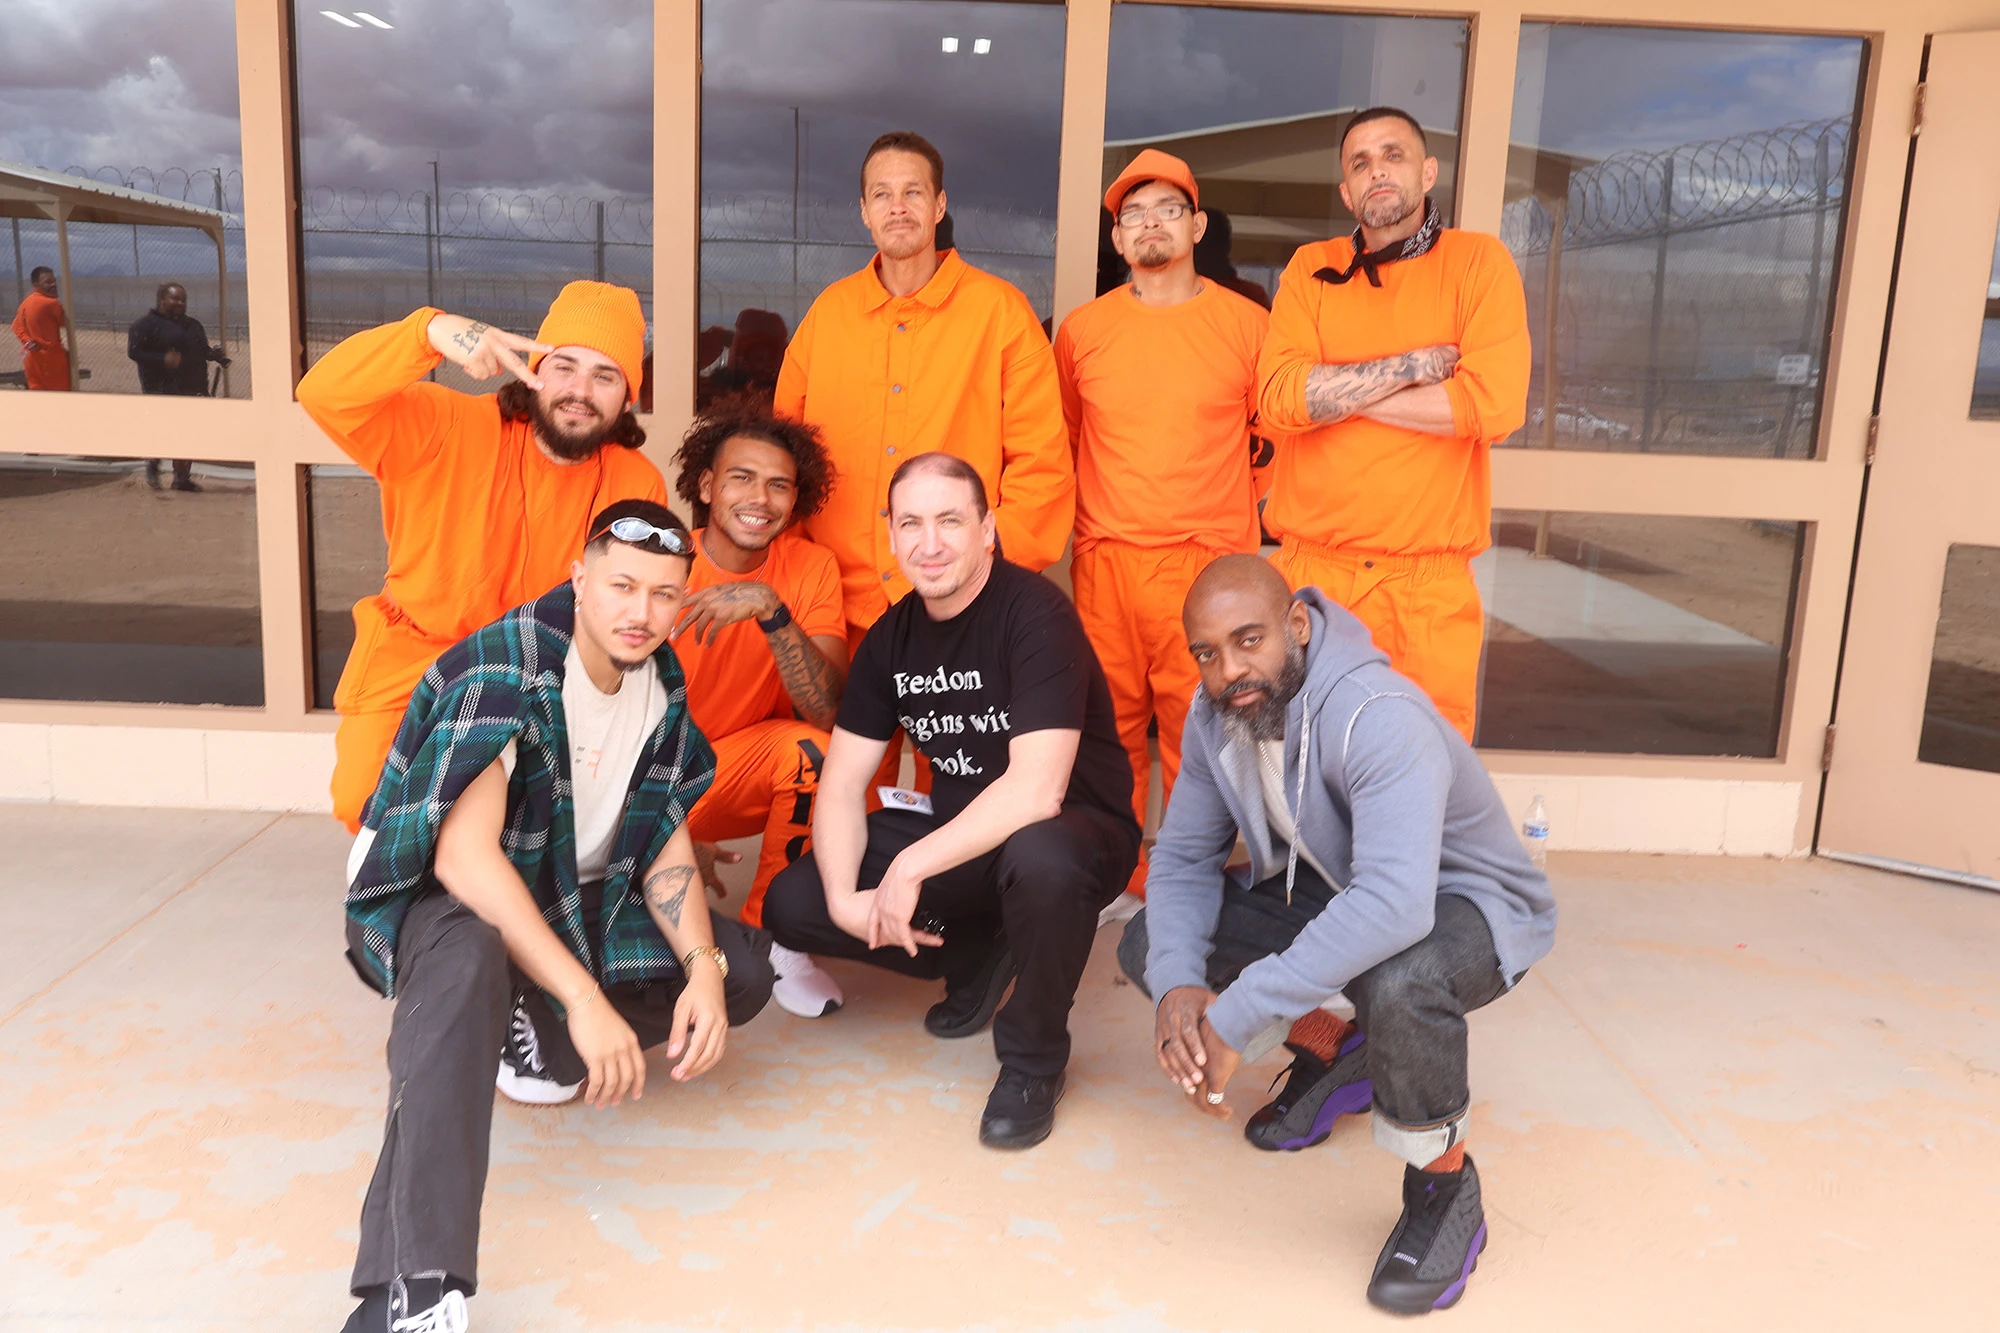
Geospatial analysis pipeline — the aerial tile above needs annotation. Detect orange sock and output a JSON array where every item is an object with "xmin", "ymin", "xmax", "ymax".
[
  {"xmin": 1423, "ymin": 1143, "xmax": 1466, "ymax": 1175},
  {"xmin": 1286, "ymin": 1009, "xmax": 1355, "ymax": 1063}
]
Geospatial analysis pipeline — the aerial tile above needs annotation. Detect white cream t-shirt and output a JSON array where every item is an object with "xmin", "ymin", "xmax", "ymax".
[{"xmin": 1257, "ymin": 738, "xmax": 1338, "ymax": 888}]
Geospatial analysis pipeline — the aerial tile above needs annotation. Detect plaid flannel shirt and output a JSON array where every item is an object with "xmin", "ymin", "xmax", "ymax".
[{"xmin": 343, "ymin": 582, "xmax": 715, "ymax": 998}]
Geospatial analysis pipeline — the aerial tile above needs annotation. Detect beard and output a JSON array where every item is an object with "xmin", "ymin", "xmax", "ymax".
[
  {"xmin": 1218, "ymin": 637, "xmax": 1308, "ymax": 747},
  {"xmin": 1130, "ymin": 235, "xmax": 1176, "ymax": 270},
  {"xmin": 530, "ymin": 392, "xmax": 618, "ymax": 461},
  {"xmin": 1357, "ymin": 183, "xmax": 1421, "ymax": 232}
]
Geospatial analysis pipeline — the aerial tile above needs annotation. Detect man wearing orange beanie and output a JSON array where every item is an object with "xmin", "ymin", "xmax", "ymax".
[{"xmin": 301, "ymin": 281, "xmax": 670, "ymax": 831}]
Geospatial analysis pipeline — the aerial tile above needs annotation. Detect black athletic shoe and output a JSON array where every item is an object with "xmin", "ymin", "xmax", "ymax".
[
  {"xmin": 924, "ymin": 939, "xmax": 1017, "ymax": 1039},
  {"xmin": 495, "ymin": 996, "xmax": 581, "ymax": 1105},
  {"xmin": 1244, "ymin": 1031, "xmax": 1373, "ymax": 1152},
  {"xmin": 341, "ymin": 1276, "xmax": 468, "ymax": 1332},
  {"xmin": 1367, "ymin": 1156, "xmax": 1488, "ymax": 1315},
  {"xmin": 979, "ymin": 1067, "xmax": 1065, "ymax": 1150}
]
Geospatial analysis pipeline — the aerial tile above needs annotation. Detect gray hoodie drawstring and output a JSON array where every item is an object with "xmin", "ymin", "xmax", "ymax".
[{"xmin": 1285, "ymin": 689, "xmax": 1309, "ymax": 904}]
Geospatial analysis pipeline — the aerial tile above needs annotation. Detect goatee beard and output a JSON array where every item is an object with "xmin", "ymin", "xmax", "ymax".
[{"xmin": 1219, "ymin": 638, "xmax": 1308, "ymax": 746}]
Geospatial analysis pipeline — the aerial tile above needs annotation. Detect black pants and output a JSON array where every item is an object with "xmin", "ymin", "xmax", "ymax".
[
  {"xmin": 763, "ymin": 805, "xmax": 1139, "ymax": 1078},
  {"xmin": 1116, "ymin": 863, "xmax": 1507, "ymax": 1134},
  {"xmin": 350, "ymin": 889, "xmax": 774, "ymax": 1296}
]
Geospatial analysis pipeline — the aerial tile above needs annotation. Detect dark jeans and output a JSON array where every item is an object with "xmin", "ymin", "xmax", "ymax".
[
  {"xmin": 350, "ymin": 888, "xmax": 775, "ymax": 1296},
  {"xmin": 1116, "ymin": 862, "xmax": 1507, "ymax": 1132},
  {"xmin": 763, "ymin": 805, "xmax": 1139, "ymax": 1078}
]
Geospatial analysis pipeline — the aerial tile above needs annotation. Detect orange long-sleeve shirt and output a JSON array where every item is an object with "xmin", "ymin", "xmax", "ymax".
[
  {"xmin": 298, "ymin": 307, "xmax": 668, "ymax": 713},
  {"xmin": 12, "ymin": 292, "xmax": 71, "ymax": 390},
  {"xmin": 1256, "ymin": 229, "xmax": 1529, "ymax": 558},
  {"xmin": 1054, "ymin": 282, "xmax": 1267, "ymax": 556},
  {"xmin": 774, "ymin": 249, "xmax": 1073, "ymax": 632}
]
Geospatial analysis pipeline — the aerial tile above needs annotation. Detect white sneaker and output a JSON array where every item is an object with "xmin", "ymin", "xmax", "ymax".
[
  {"xmin": 770, "ymin": 943, "xmax": 843, "ymax": 1018},
  {"xmin": 1097, "ymin": 891, "xmax": 1143, "ymax": 929},
  {"xmin": 495, "ymin": 999, "xmax": 582, "ymax": 1105}
]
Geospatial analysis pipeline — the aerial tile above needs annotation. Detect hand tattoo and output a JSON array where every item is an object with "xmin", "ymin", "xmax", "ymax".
[
  {"xmin": 643, "ymin": 864, "xmax": 695, "ymax": 928},
  {"xmin": 452, "ymin": 321, "xmax": 489, "ymax": 355}
]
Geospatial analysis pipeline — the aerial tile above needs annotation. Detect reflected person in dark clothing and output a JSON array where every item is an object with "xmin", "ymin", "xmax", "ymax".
[
  {"xmin": 127, "ymin": 283, "xmax": 230, "ymax": 492},
  {"xmin": 1195, "ymin": 209, "xmax": 1270, "ymax": 310}
]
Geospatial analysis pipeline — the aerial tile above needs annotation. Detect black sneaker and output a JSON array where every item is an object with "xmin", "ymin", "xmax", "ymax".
[
  {"xmin": 1367, "ymin": 1156, "xmax": 1487, "ymax": 1315},
  {"xmin": 495, "ymin": 996, "xmax": 581, "ymax": 1105},
  {"xmin": 342, "ymin": 1276, "xmax": 468, "ymax": 1332},
  {"xmin": 978, "ymin": 1067, "xmax": 1064, "ymax": 1150},
  {"xmin": 1243, "ymin": 1032, "xmax": 1372, "ymax": 1152},
  {"xmin": 924, "ymin": 939, "xmax": 1017, "ymax": 1039}
]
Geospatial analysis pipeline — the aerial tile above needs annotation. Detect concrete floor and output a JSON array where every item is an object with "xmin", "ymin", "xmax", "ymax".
[{"xmin": 1, "ymin": 806, "xmax": 1995, "ymax": 1331}]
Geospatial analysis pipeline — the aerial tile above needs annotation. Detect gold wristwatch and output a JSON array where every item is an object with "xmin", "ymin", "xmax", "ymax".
[{"xmin": 682, "ymin": 945, "xmax": 729, "ymax": 980}]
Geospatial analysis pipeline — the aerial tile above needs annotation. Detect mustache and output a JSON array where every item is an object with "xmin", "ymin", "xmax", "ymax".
[
  {"xmin": 552, "ymin": 395, "xmax": 600, "ymax": 418},
  {"xmin": 1219, "ymin": 676, "xmax": 1275, "ymax": 702}
]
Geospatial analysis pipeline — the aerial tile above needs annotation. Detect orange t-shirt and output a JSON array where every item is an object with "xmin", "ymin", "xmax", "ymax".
[
  {"xmin": 674, "ymin": 527, "xmax": 847, "ymax": 740},
  {"xmin": 12, "ymin": 292, "xmax": 70, "ymax": 389},
  {"xmin": 774, "ymin": 249, "xmax": 1073, "ymax": 632},
  {"xmin": 1054, "ymin": 281, "xmax": 1268, "ymax": 556},
  {"xmin": 1256, "ymin": 229, "xmax": 1529, "ymax": 558},
  {"xmin": 298, "ymin": 307, "xmax": 669, "ymax": 713}
]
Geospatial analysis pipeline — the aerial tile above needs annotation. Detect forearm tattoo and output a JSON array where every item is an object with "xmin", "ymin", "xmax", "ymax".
[
  {"xmin": 452, "ymin": 321, "xmax": 489, "ymax": 355},
  {"xmin": 767, "ymin": 622, "xmax": 843, "ymax": 730},
  {"xmin": 643, "ymin": 864, "xmax": 695, "ymax": 928},
  {"xmin": 1303, "ymin": 348, "xmax": 1447, "ymax": 424}
]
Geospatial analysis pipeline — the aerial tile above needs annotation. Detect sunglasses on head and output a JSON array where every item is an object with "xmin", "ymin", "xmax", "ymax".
[{"xmin": 590, "ymin": 515, "xmax": 694, "ymax": 556}]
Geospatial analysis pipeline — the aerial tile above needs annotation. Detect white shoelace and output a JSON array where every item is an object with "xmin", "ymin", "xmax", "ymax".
[
  {"xmin": 509, "ymin": 1002, "xmax": 545, "ymax": 1075},
  {"xmin": 391, "ymin": 1289, "xmax": 467, "ymax": 1333}
]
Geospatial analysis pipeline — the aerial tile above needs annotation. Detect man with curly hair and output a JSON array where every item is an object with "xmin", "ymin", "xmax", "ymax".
[{"xmin": 670, "ymin": 406, "xmax": 852, "ymax": 1017}]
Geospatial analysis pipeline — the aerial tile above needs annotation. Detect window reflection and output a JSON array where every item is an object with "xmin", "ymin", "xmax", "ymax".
[
  {"xmin": 699, "ymin": 0, "xmax": 1067, "ymax": 406},
  {"xmin": 1104, "ymin": 5, "xmax": 1468, "ymax": 305},
  {"xmin": 1919, "ymin": 545, "xmax": 2000, "ymax": 773},
  {"xmin": 1972, "ymin": 223, "xmax": 2000, "ymax": 420},
  {"xmin": 0, "ymin": 453, "xmax": 262, "ymax": 705},
  {"xmin": 0, "ymin": 3, "xmax": 249, "ymax": 397},
  {"xmin": 1474, "ymin": 511, "xmax": 1803, "ymax": 756},
  {"xmin": 292, "ymin": 2, "xmax": 654, "ymax": 389},
  {"xmin": 1502, "ymin": 25, "xmax": 1866, "ymax": 459},
  {"xmin": 305, "ymin": 466, "xmax": 389, "ymax": 711}
]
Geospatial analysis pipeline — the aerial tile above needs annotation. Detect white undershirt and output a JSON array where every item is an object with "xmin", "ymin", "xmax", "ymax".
[{"xmin": 1257, "ymin": 738, "xmax": 1337, "ymax": 888}]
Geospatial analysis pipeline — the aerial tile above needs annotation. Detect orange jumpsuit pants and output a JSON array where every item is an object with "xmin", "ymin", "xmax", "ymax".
[
  {"xmin": 331, "ymin": 603, "xmax": 452, "ymax": 831},
  {"xmin": 1072, "ymin": 541, "xmax": 1216, "ymax": 897},
  {"xmin": 688, "ymin": 719, "xmax": 829, "ymax": 927},
  {"xmin": 1272, "ymin": 539, "xmax": 1483, "ymax": 742}
]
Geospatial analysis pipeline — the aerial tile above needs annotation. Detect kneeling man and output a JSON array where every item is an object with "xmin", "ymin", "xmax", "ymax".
[
  {"xmin": 1119, "ymin": 555, "xmax": 1554, "ymax": 1315},
  {"xmin": 764, "ymin": 453, "xmax": 1139, "ymax": 1150},
  {"xmin": 340, "ymin": 500, "xmax": 774, "ymax": 1332}
]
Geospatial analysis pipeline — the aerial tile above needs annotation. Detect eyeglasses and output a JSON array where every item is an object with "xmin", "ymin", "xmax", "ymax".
[
  {"xmin": 590, "ymin": 516, "xmax": 694, "ymax": 555},
  {"xmin": 1116, "ymin": 201, "xmax": 1194, "ymax": 227}
]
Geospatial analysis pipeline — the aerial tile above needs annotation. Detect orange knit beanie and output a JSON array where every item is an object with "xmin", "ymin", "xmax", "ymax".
[{"xmin": 532, "ymin": 281, "xmax": 647, "ymax": 407}]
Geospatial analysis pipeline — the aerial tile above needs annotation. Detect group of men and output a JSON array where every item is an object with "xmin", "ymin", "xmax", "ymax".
[{"xmin": 320, "ymin": 109, "xmax": 1556, "ymax": 1333}]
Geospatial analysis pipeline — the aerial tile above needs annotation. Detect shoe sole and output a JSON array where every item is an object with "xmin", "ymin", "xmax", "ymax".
[
  {"xmin": 496, "ymin": 1065, "xmax": 583, "ymax": 1105},
  {"xmin": 1367, "ymin": 1220, "xmax": 1487, "ymax": 1316}
]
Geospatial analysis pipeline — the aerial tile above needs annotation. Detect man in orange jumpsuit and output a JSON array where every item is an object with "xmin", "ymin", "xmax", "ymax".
[
  {"xmin": 775, "ymin": 130, "xmax": 1073, "ymax": 645},
  {"xmin": 1054, "ymin": 150, "xmax": 1270, "ymax": 907},
  {"xmin": 300, "ymin": 281, "xmax": 670, "ymax": 831},
  {"xmin": 1257, "ymin": 107, "xmax": 1529, "ymax": 741},
  {"xmin": 669, "ymin": 405, "xmax": 851, "ymax": 1017},
  {"xmin": 12, "ymin": 267, "xmax": 72, "ymax": 390}
]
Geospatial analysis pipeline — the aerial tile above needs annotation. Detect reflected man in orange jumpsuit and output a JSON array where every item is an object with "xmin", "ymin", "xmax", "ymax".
[
  {"xmin": 301, "ymin": 282, "xmax": 669, "ymax": 830},
  {"xmin": 1054, "ymin": 150, "xmax": 1271, "ymax": 904},
  {"xmin": 1257, "ymin": 108, "xmax": 1529, "ymax": 740},
  {"xmin": 12, "ymin": 267, "xmax": 72, "ymax": 390},
  {"xmin": 669, "ymin": 406, "xmax": 851, "ymax": 1018}
]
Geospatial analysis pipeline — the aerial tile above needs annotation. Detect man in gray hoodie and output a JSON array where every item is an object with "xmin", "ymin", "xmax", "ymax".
[{"xmin": 1117, "ymin": 554, "xmax": 1555, "ymax": 1316}]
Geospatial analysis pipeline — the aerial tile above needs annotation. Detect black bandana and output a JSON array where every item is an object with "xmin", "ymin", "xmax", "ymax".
[{"xmin": 1312, "ymin": 197, "xmax": 1442, "ymax": 288}]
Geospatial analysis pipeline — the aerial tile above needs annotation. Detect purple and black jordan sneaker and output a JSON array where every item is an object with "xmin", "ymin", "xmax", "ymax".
[
  {"xmin": 1366, "ymin": 1155, "xmax": 1488, "ymax": 1315},
  {"xmin": 1242, "ymin": 1031, "xmax": 1372, "ymax": 1152}
]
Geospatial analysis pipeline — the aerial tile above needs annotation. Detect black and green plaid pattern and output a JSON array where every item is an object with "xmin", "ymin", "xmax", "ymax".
[{"xmin": 344, "ymin": 583, "xmax": 715, "ymax": 998}]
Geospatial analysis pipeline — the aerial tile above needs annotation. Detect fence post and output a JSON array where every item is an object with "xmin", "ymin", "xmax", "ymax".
[
  {"xmin": 10, "ymin": 218, "xmax": 22, "ymax": 310},
  {"xmin": 424, "ymin": 193, "xmax": 436, "ymax": 310},
  {"xmin": 1639, "ymin": 154, "xmax": 1675, "ymax": 451},
  {"xmin": 595, "ymin": 199, "xmax": 606, "ymax": 282}
]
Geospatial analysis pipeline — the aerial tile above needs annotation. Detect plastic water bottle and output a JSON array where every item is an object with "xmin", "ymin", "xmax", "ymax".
[{"xmin": 1521, "ymin": 795, "xmax": 1550, "ymax": 870}]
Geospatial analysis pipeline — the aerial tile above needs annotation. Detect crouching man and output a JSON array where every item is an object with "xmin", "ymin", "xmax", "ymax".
[
  {"xmin": 1118, "ymin": 554, "xmax": 1554, "ymax": 1315},
  {"xmin": 339, "ymin": 499, "xmax": 774, "ymax": 1332}
]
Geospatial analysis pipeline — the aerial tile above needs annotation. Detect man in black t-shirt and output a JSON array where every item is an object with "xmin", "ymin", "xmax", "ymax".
[{"xmin": 764, "ymin": 453, "xmax": 1140, "ymax": 1150}]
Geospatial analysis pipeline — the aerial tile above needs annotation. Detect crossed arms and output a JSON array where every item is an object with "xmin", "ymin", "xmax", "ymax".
[{"xmin": 1300, "ymin": 345, "xmax": 1461, "ymax": 434}]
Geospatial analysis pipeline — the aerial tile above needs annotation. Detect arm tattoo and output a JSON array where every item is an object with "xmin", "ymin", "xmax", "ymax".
[
  {"xmin": 766, "ymin": 621, "xmax": 843, "ymax": 730},
  {"xmin": 643, "ymin": 864, "xmax": 696, "ymax": 928},
  {"xmin": 452, "ymin": 321, "xmax": 489, "ymax": 355},
  {"xmin": 1303, "ymin": 351, "xmax": 1423, "ymax": 424}
]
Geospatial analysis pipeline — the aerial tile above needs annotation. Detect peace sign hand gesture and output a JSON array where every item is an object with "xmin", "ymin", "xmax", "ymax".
[{"xmin": 426, "ymin": 312, "xmax": 552, "ymax": 390}]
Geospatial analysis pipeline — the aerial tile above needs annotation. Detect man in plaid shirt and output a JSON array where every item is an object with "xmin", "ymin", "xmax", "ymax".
[{"xmin": 340, "ymin": 500, "xmax": 774, "ymax": 1333}]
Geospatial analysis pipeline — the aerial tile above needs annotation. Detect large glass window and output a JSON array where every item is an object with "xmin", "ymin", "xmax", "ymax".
[
  {"xmin": 1973, "ymin": 222, "xmax": 2000, "ymax": 420},
  {"xmin": 0, "ymin": 453, "xmax": 262, "ymax": 705},
  {"xmin": 1502, "ymin": 26, "xmax": 1866, "ymax": 458},
  {"xmin": 1, "ymin": 8, "xmax": 249, "ymax": 397},
  {"xmin": 1474, "ymin": 512, "xmax": 1804, "ymax": 756},
  {"xmin": 699, "ymin": 0, "xmax": 1067, "ymax": 406},
  {"xmin": 293, "ymin": 3, "xmax": 654, "ymax": 392},
  {"xmin": 1918, "ymin": 544, "xmax": 2000, "ymax": 773},
  {"xmin": 305, "ymin": 466, "xmax": 388, "ymax": 711},
  {"xmin": 1103, "ymin": 5, "xmax": 1468, "ymax": 304}
]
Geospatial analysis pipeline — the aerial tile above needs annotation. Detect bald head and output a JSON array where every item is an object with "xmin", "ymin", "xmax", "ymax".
[{"xmin": 1184, "ymin": 555, "xmax": 1311, "ymax": 740}]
